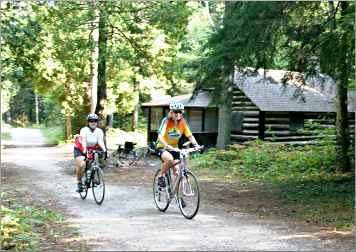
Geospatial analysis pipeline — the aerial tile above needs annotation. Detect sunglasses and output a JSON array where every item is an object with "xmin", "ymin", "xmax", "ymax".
[
  {"xmin": 173, "ymin": 110, "xmax": 183, "ymax": 114},
  {"xmin": 88, "ymin": 120, "xmax": 98, "ymax": 123}
]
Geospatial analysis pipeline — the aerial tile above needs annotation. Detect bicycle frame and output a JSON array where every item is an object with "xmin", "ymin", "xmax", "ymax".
[
  {"xmin": 164, "ymin": 150, "xmax": 192, "ymax": 200},
  {"xmin": 80, "ymin": 149, "xmax": 106, "ymax": 205},
  {"xmin": 86, "ymin": 150, "xmax": 104, "ymax": 176}
]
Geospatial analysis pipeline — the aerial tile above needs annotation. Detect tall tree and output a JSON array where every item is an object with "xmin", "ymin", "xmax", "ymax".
[
  {"xmin": 96, "ymin": 1, "xmax": 109, "ymax": 130},
  {"xmin": 216, "ymin": 1, "xmax": 234, "ymax": 149},
  {"xmin": 89, "ymin": 0, "xmax": 100, "ymax": 114}
]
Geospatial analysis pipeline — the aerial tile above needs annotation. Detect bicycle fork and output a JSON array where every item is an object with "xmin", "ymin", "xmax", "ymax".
[{"xmin": 181, "ymin": 176, "xmax": 194, "ymax": 197}]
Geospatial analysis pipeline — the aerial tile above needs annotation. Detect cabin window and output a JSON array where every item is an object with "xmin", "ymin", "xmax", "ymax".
[
  {"xmin": 289, "ymin": 113, "xmax": 304, "ymax": 132},
  {"xmin": 205, "ymin": 108, "xmax": 218, "ymax": 132},
  {"xmin": 187, "ymin": 109, "xmax": 202, "ymax": 132},
  {"xmin": 231, "ymin": 111, "xmax": 244, "ymax": 132},
  {"xmin": 151, "ymin": 107, "xmax": 163, "ymax": 131}
]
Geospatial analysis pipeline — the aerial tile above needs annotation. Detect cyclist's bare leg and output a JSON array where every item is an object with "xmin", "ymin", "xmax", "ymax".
[
  {"xmin": 171, "ymin": 164, "xmax": 180, "ymax": 185},
  {"xmin": 160, "ymin": 151, "xmax": 174, "ymax": 176},
  {"xmin": 75, "ymin": 156, "xmax": 86, "ymax": 183},
  {"xmin": 160, "ymin": 151, "xmax": 180, "ymax": 184}
]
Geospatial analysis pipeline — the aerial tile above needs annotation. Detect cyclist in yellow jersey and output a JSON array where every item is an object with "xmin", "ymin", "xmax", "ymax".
[{"xmin": 156, "ymin": 101, "xmax": 200, "ymax": 188}]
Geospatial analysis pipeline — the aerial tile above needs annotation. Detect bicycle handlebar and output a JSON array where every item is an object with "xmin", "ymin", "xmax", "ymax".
[
  {"xmin": 178, "ymin": 145, "xmax": 204, "ymax": 155},
  {"xmin": 87, "ymin": 149, "xmax": 105, "ymax": 154},
  {"xmin": 85, "ymin": 149, "xmax": 106, "ymax": 160}
]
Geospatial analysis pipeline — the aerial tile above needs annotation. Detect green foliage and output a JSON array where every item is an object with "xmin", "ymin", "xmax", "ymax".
[
  {"xmin": 41, "ymin": 94, "xmax": 65, "ymax": 127},
  {"xmin": 41, "ymin": 126, "xmax": 65, "ymax": 145},
  {"xmin": 113, "ymin": 112, "xmax": 147, "ymax": 132},
  {"xmin": 0, "ymin": 204, "xmax": 63, "ymax": 250},
  {"xmin": 1, "ymin": 132, "xmax": 11, "ymax": 140},
  {"xmin": 1, "ymin": 1, "xmax": 206, "ymax": 137},
  {"xmin": 298, "ymin": 119, "xmax": 337, "ymax": 146},
  {"xmin": 193, "ymin": 140, "xmax": 338, "ymax": 182}
]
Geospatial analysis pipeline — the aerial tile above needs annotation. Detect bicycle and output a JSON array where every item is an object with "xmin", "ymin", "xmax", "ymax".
[
  {"xmin": 153, "ymin": 144, "xmax": 204, "ymax": 219},
  {"xmin": 111, "ymin": 141, "xmax": 160, "ymax": 167},
  {"xmin": 78, "ymin": 149, "xmax": 106, "ymax": 205}
]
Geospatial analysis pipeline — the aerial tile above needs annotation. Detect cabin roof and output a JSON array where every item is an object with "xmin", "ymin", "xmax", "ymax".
[
  {"xmin": 234, "ymin": 69, "xmax": 355, "ymax": 112},
  {"xmin": 142, "ymin": 69, "xmax": 355, "ymax": 113},
  {"xmin": 141, "ymin": 90, "xmax": 214, "ymax": 108}
]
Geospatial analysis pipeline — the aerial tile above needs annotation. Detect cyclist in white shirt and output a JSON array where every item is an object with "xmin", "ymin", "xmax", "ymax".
[{"xmin": 74, "ymin": 113, "xmax": 107, "ymax": 192}]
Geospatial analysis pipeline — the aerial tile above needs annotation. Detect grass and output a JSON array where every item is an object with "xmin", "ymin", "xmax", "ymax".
[
  {"xmin": 1, "ymin": 132, "xmax": 11, "ymax": 140},
  {"xmin": 40, "ymin": 126, "xmax": 66, "ymax": 145},
  {"xmin": 191, "ymin": 140, "xmax": 355, "ymax": 230}
]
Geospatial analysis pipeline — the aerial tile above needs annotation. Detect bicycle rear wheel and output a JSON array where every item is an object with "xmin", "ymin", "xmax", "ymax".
[
  {"xmin": 177, "ymin": 171, "xmax": 200, "ymax": 219},
  {"xmin": 128, "ymin": 150, "xmax": 141, "ymax": 166},
  {"xmin": 153, "ymin": 169, "xmax": 170, "ymax": 212},
  {"xmin": 92, "ymin": 166, "xmax": 105, "ymax": 205}
]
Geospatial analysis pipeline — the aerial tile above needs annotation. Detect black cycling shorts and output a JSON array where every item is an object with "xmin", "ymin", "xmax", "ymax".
[{"xmin": 158, "ymin": 149, "xmax": 180, "ymax": 160}]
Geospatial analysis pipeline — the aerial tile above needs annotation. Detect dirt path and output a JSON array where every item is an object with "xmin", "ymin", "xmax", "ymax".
[
  {"xmin": 1, "ymin": 127, "xmax": 47, "ymax": 147},
  {"xmin": 1, "ymin": 128, "xmax": 353, "ymax": 250}
]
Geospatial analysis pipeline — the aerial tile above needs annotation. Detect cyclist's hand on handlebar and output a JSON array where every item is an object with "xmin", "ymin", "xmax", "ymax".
[{"xmin": 194, "ymin": 144, "xmax": 204, "ymax": 153}]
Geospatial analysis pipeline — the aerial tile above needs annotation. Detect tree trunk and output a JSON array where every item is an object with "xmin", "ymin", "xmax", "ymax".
[
  {"xmin": 335, "ymin": 78, "xmax": 350, "ymax": 171},
  {"xmin": 90, "ymin": 0, "xmax": 99, "ymax": 114},
  {"xmin": 95, "ymin": 2, "xmax": 108, "ymax": 129},
  {"xmin": 216, "ymin": 73, "xmax": 233, "ymax": 149},
  {"xmin": 131, "ymin": 76, "xmax": 140, "ymax": 131},
  {"xmin": 63, "ymin": 81, "xmax": 73, "ymax": 140},
  {"xmin": 334, "ymin": 2, "xmax": 350, "ymax": 172},
  {"xmin": 35, "ymin": 92, "xmax": 39, "ymax": 124},
  {"xmin": 328, "ymin": 1, "xmax": 336, "ymax": 29},
  {"xmin": 108, "ymin": 114, "xmax": 113, "ymax": 128},
  {"xmin": 66, "ymin": 113, "xmax": 72, "ymax": 139},
  {"xmin": 216, "ymin": 1, "xmax": 234, "ymax": 149}
]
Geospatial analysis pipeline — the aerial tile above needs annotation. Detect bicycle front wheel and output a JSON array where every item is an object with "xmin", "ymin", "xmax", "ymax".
[
  {"xmin": 177, "ymin": 171, "xmax": 200, "ymax": 219},
  {"xmin": 153, "ymin": 169, "xmax": 170, "ymax": 212},
  {"xmin": 79, "ymin": 183, "xmax": 88, "ymax": 200},
  {"xmin": 92, "ymin": 167, "xmax": 105, "ymax": 205}
]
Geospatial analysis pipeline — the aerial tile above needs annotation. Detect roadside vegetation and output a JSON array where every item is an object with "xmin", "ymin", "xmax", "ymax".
[
  {"xmin": 1, "ymin": 132, "xmax": 11, "ymax": 140},
  {"xmin": 191, "ymin": 128, "xmax": 355, "ymax": 230},
  {"xmin": 0, "ymin": 163, "xmax": 88, "ymax": 251},
  {"xmin": 0, "ymin": 201, "xmax": 63, "ymax": 250},
  {"xmin": 40, "ymin": 126, "xmax": 66, "ymax": 145}
]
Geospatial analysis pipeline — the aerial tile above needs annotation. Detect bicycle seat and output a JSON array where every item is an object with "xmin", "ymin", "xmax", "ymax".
[{"xmin": 123, "ymin": 141, "xmax": 136, "ymax": 154}]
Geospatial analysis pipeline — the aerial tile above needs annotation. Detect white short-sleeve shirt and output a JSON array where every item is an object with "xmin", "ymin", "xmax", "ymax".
[{"xmin": 80, "ymin": 126, "xmax": 104, "ymax": 147}]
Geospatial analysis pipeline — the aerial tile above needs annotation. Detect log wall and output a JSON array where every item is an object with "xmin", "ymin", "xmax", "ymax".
[{"xmin": 231, "ymin": 86, "xmax": 355, "ymax": 145}]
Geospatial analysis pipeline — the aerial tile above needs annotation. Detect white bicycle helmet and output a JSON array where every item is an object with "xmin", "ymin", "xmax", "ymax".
[
  {"xmin": 87, "ymin": 113, "xmax": 99, "ymax": 121},
  {"xmin": 169, "ymin": 101, "xmax": 184, "ymax": 110}
]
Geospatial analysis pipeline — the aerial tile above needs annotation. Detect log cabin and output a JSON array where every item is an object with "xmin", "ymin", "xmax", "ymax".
[{"xmin": 142, "ymin": 69, "xmax": 355, "ymax": 146}]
